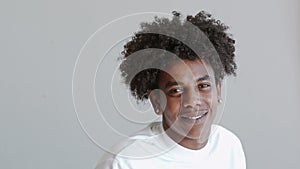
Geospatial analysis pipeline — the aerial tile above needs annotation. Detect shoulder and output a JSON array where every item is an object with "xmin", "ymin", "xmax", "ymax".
[
  {"xmin": 209, "ymin": 125, "xmax": 245, "ymax": 156},
  {"xmin": 209, "ymin": 125, "xmax": 246, "ymax": 168},
  {"xmin": 95, "ymin": 122, "xmax": 162, "ymax": 169},
  {"xmin": 211, "ymin": 125, "xmax": 243, "ymax": 145}
]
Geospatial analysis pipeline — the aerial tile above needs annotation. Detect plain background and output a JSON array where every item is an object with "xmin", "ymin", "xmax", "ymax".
[{"xmin": 1, "ymin": 0, "xmax": 299, "ymax": 169}]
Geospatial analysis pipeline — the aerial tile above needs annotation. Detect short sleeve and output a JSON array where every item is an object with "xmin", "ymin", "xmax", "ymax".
[
  {"xmin": 231, "ymin": 135, "xmax": 247, "ymax": 169},
  {"xmin": 94, "ymin": 157, "xmax": 122, "ymax": 169}
]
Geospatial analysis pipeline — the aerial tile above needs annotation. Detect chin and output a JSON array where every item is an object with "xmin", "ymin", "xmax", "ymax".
[
  {"xmin": 185, "ymin": 124, "xmax": 212, "ymax": 140},
  {"xmin": 186, "ymin": 131, "xmax": 210, "ymax": 141}
]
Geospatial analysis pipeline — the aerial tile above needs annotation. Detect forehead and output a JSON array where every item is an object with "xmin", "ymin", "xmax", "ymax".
[{"xmin": 160, "ymin": 59, "xmax": 213, "ymax": 81}]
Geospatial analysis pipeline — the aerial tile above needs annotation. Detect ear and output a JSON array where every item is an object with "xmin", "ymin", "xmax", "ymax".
[
  {"xmin": 216, "ymin": 81, "xmax": 222, "ymax": 104},
  {"xmin": 148, "ymin": 90, "xmax": 163, "ymax": 115}
]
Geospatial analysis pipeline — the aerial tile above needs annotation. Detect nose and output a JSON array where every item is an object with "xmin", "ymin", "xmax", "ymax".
[{"xmin": 182, "ymin": 88, "xmax": 202, "ymax": 108}]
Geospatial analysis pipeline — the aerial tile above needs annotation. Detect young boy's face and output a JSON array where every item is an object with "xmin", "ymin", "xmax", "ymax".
[{"xmin": 156, "ymin": 58, "xmax": 221, "ymax": 142}]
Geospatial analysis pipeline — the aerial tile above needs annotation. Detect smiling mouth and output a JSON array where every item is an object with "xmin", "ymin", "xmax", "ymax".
[{"xmin": 180, "ymin": 111, "xmax": 208, "ymax": 120}]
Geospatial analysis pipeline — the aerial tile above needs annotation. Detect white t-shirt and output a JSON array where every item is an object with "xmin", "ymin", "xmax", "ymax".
[{"xmin": 95, "ymin": 122, "xmax": 246, "ymax": 169}]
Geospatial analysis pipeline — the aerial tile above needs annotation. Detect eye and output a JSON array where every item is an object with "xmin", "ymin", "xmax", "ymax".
[
  {"xmin": 198, "ymin": 83, "xmax": 211, "ymax": 90},
  {"xmin": 167, "ymin": 87, "xmax": 184, "ymax": 96}
]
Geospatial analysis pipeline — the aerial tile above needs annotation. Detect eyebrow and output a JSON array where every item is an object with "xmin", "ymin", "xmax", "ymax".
[
  {"xmin": 164, "ymin": 75, "xmax": 210, "ymax": 89},
  {"xmin": 164, "ymin": 81, "xmax": 183, "ymax": 89},
  {"xmin": 196, "ymin": 75, "xmax": 210, "ymax": 82}
]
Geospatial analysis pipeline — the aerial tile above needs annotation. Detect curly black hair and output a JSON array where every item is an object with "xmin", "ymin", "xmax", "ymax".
[{"xmin": 119, "ymin": 11, "xmax": 237, "ymax": 101}]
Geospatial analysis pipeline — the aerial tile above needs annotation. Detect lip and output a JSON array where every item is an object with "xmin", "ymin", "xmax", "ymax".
[
  {"xmin": 180, "ymin": 112, "xmax": 208, "ymax": 120},
  {"xmin": 180, "ymin": 109, "xmax": 209, "ymax": 120}
]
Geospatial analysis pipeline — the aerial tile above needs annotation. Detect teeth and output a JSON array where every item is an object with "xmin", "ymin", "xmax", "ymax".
[{"xmin": 181, "ymin": 112, "xmax": 207, "ymax": 120}]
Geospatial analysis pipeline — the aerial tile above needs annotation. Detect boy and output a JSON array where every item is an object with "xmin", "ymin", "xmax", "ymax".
[{"xmin": 96, "ymin": 11, "xmax": 246, "ymax": 169}]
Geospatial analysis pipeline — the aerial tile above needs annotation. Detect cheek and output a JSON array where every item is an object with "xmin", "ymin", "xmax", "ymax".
[
  {"xmin": 165, "ymin": 97, "xmax": 181, "ymax": 118},
  {"xmin": 207, "ymin": 95, "xmax": 219, "ymax": 110},
  {"xmin": 204, "ymin": 87, "xmax": 219, "ymax": 103}
]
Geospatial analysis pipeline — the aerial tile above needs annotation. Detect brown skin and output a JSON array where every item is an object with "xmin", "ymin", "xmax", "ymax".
[{"xmin": 149, "ymin": 58, "xmax": 221, "ymax": 150}]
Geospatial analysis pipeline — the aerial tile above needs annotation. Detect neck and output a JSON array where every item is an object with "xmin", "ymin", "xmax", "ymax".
[{"xmin": 162, "ymin": 122, "xmax": 209, "ymax": 150}]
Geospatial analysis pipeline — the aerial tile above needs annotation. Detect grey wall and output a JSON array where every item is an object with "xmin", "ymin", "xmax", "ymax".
[{"xmin": 1, "ymin": 0, "xmax": 299, "ymax": 169}]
